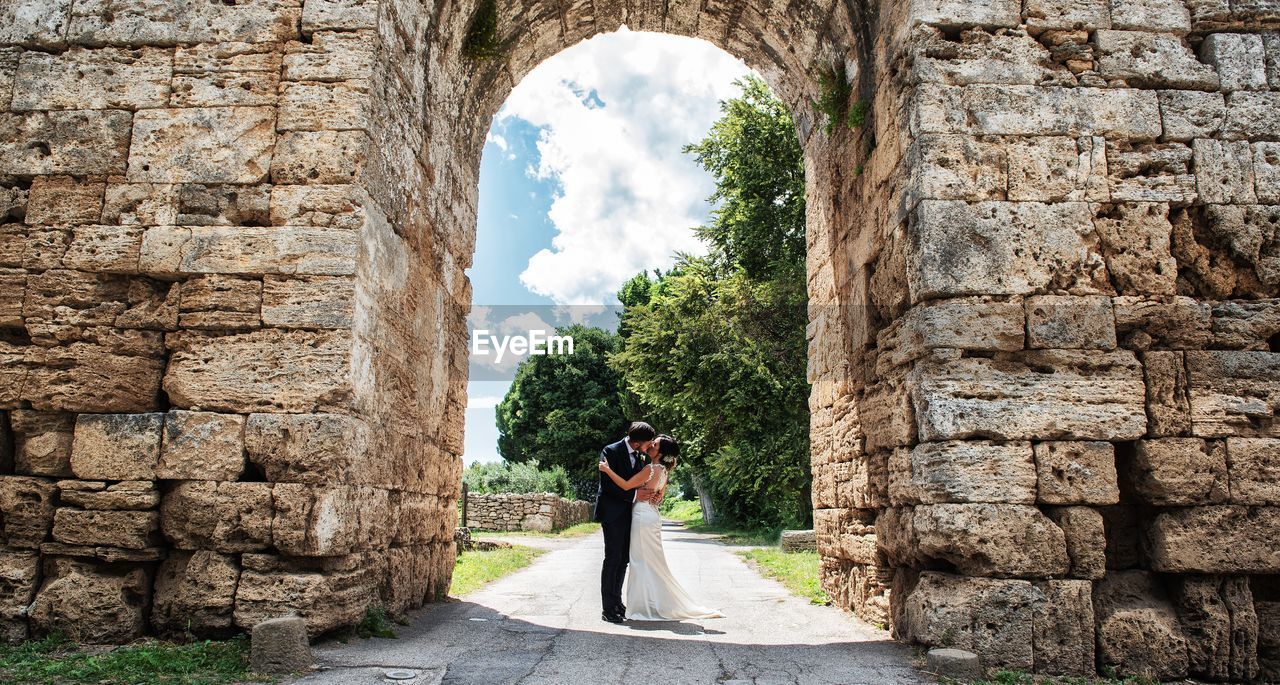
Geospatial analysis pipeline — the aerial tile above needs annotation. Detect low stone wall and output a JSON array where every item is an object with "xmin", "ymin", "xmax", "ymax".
[{"xmin": 464, "ymin": 493, "xmax": 590, "ymax": 532}]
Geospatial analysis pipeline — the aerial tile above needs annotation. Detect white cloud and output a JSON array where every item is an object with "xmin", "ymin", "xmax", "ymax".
[
  {"xmin": 467, "ymin": 394, "xmax": 504, "ymax": 409},
  {"xmin": 495, "ymin": 29, "xmax": 753, "ymax": 305}
]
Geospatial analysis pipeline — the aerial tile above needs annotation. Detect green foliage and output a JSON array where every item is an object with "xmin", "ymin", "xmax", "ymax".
[
  {"xmin": 355, "ymin": 604, "xmax": 397, "ymax": 640},
  {"xmin": 0, "ymin": 633, "xmax": 266, "ymax": 684},
  {"xmin": 451, "ymin": 545, "xmax": 545, "ymax": 596},
  {"xmin": 737, "ymin": 549, "xmax": 829, "ymax": 605},
  {"xmin": 462, "ymin": 0, "xmax": 503, "ymax": 60},
  {"xmin": 462, "ymin": 459, "xmax": 574, "ymax": 499},
  {"xmin": 847, "ymin": 99, "xmax": 870, "ymax": 130},
  {"xmin": 616, "ymin": 76, "xmax": 810, "ymax": 531},
  {"xmin": 812, "ymin": 62, "xmax": 857, "ymax": 135},
  {"xmin": 496, "ymin": 324, "xmax": 629, "ymax": 500},
  {"xmin": 683, "ymin": 76, "xmax": 806, "ymax": 282}
]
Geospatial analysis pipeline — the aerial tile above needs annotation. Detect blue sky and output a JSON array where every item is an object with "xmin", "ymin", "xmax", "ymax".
[{"xmin": 464, "ymin": 29, "xmax": 753, "ymax": 465}]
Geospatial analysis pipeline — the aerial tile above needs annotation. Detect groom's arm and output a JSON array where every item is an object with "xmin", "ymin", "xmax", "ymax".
[{"xmin": 598, "ymin": 446, "xmax": 632, "ymax": 504}]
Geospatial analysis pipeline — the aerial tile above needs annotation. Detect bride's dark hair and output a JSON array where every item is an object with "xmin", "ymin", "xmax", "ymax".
[{"xmin": 655, "ymin": 434, "xmax": 679, "ymax": 469}]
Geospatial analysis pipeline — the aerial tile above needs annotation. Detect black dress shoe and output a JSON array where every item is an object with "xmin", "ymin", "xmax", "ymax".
[{"xmin": 602, "ymin": 611, "xmax": 624, "ymax": 624}]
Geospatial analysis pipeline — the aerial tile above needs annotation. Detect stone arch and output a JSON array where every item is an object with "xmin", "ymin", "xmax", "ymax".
[{"xmin": 2, "ymin": 0, "xmax": 1280, "ymax": 680}]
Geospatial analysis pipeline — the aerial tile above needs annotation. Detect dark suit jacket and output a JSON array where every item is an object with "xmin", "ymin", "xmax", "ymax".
[{"xmin": 593, "ymin": 438, "xmax": 647, "ymax": 523}]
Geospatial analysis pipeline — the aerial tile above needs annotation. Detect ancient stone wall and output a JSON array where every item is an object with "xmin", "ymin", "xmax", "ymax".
[
  {"xmin": 1, "ymin": 0, "xmax": 1279, "ymax": 680},
  {"xmin": 807, "ymin": 0, "xmax": 1280, "ymax": 680},
  {"xmin": 464, "ymin": 493, "xmax": 591, "ymax": 532}
]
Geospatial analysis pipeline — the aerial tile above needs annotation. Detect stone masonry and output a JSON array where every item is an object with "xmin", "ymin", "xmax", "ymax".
[
  {"xmin": 464, "ymin": 493, "xmax": 590, "ymax": 532},
  {"xmin": 0, "ymin": 0, "xmax": 1277, "ymax": 680}
]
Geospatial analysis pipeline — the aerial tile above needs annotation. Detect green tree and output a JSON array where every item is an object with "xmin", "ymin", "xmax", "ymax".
[
  {"xmin": 613, "ymin": 76, "xmax": 811, "ymax": 529},
  {"xmin": 496, "ymin": 324, "xmax": 629, "ymax": 499},
  {"xmin": 462, "ymin": 460, "xmax": 574, "ymax": 498}
]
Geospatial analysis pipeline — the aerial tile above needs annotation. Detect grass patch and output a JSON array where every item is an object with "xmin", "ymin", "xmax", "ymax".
[
  {"xmin": 0, "ymin": 633, "xmax": 268, "ymax": 685},
  {"xmin": 737, "ymin": 549, "xmax": 829, "ymax": 605},
  {"xmin": 472, "ymin": 522, "xmax": 601, "ymax": 538},
  {"xmin": 451, "ymin": 545, "xmax": 546, "ymax": 596},
  {"xmin": 355, "ymin": 604, "xmax": 398, "ymax": 639},
  {"xmin": 946, "ymin": 670, "xmax": 1159, "ymax": 685},
  {"xmin": 462, "ymin": 0, "xmax": 503, "ymax": 60},
  {"xmin": 659, "ymin": 499, "xmax": 703, "ymax": 525}
]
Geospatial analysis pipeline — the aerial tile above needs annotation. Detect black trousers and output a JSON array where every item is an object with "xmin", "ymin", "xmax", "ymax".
[{"xmin": 600, "ymin": 511, "xmax": 632, "ymax": 613}]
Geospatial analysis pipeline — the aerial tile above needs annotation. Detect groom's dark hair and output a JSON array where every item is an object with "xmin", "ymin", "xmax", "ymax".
[{"xmin": 626, "ymin": 421, "xmax": 656, "ymax": 442}]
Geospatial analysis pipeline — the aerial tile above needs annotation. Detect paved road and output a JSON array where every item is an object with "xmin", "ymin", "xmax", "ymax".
[{"xmin": 292, "ymin": 523, "xmax": 929, "ymax": 685}]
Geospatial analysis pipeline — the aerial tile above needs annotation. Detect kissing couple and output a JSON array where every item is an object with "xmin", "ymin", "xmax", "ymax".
[{"xmin": 594, "ymin": 421, "xmax": 723, "ymax": 623}]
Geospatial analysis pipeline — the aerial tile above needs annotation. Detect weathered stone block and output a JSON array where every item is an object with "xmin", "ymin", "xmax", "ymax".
[
  {"xmin": 0, "ymin": 549, "xmax": 39, "ymax": 642},
  {"xmin": 1226, "ymin": 437, "xmax": 1280, "ymax": 504},
  {"xmin": 906, "ymin": 134, "xmax": 1006, "ymax": 203},
  {"xmin": 152, "ymin": 550, "xmax": 240, "ymax": 637},
  {"xmin": 1026, "ymin": 295, "xmax": 1116, "ymax": 350},
  {"xmin": 1096, "ymin": 30, "xmax": 1218, "ymax": 89},
  {"xmin": 1093, "ymin": 203, "xmax": 1177, "ymax": 296},
  {"xmin": 901, "ymin": 571, "xmax": 1036, "ymax": 669},
  {"xmin": 172, "ymin": 42, "xmax": 281, "ymax": 108},
  {"xmin": 9, "ymin": 411, "xmax": 74, "ymax": 477},
  {"xmin": 1025, "ymin": 0, "xmax": 1109, "ymax": 31},
  {"xmin": 164, "ymin": 329, "xmax": 352, "ymax": 413},
  {"xmin": 913, "ymin": 503, "xmax": 1069, "ymax": 577},
  {"xmin": 28, "ymin": 558, "xmax": 149, "ymax": 643},
  {"xmin": 0, "ymin": 0, "xmax": 72, "ymax": 48},
  {"xmin": 140, "ymin": 226, "xmax": 356, "ymax": 276},
  {"xmin": 233, "ymin": 553, "xmax": 375, "ymax": 636},
  {"xmin": 1186, "ymin": 351, "xmax": 1280, "ymax": 438},
  {"xmin": 70, "ymin": 413, "xmax": 163, "ymax": 481},
  {"xmin": 1148, "ymin": 505, "xmax": 1280, "ymax": 572},
  {"xmin": 1045, "ymin": 506, "xmax": 1105, "ymax": 579},
  {"xmin": 160, "ymin": 481, "xmax": 273, "ymax": 552},
  {"xmin": 175, "ymin": 184, "xmax": 270, "ymax": 226},
  {"xmin": 25, "ymin": 176, "xmax": 105, "ymax": 226},
  {"xmin": 272, "ymin": 484, "xmax": 391, "ymax": 556},
  {"xmin": 23, "ymin": 342, "xmax": 164, "ymax": 413},
  {"xmin": 1194, "ymin": 138, "xmax": 1258, "ymax": 205},
  {"xmin": 268, "ymin": 184, "xmax": 367, "ymax": 229},
  {"xmin": 1034, "ymin": 441, "xmax": 1119, "ymax": 505},
  {"xmin": 889, "ymin": 440, "xmax": 1036, "ymax": 504},
  {"xmin": 261, "ymin": 275, "xmax": 354, "ymax": 328},
  {"xmin": 1094, "ymin": 570, "xmax": 1190, "ymax": 681},
  {"xmin": 11, "ymin": 46, "xmax": 171, "ymax": 110},
  {"xmin": 277, "ymin": 81, "xmax": 367, "ymax": 132},
  {"xmin": 906, "ymin": 0, "xmax": 1021, "ymax": 28},
  {"xmin": 908, "ymin": 200, "xmax": 1106, "ymax": 302},
  {"xmin": 59, "ymin": 226, "xmax": 144, "ymax": 274},
  {"xmin": 177, "ymin": 274, "xmax": 261, "ymax": 330},
  {"xmin": 1176, "ymin": 576, "xmax": 1259, "ymax": 681},
  {"xmin": 1202, "ymin": 33, "xmax": 1269, "ymax": 91},
  {"xmin": 283, "ymin": 31, "xmax": 374, "ymax": 81},
  {"xmin": 1033, "ymin": 579, "xmax": 1095, "ymax": 675},
  {"xmin": 1115, "ymin": 298, "xmax": 1212, "ymax": 350},
  {"xmin": 883, "ymin": 299, "xmax": 1024, "ymax": 367},
  {"xmin": 911, "ymin": 351, "xmax": 1147, "ymax": 441},
  {"xmin": 1257, "ymin": 142, "xmax": 1280, "ymax": 204},
  {"xmin": 1131, "ymin": 438, "xmax": 1229, "ymax": 505},
  {"xmin": 1159, "ymin": 90, "xmax": 1226, "ymax": 142},
  {"xmin": 913, "ymin": 84, "xmax": 1161, "ymax": 138},
  {"xmin": 101, "ymin": 182, "xmax": 178, "ymax": 226},
  {"xmin": 1223, "ymin": 91, "xmax": 1280, "ymax": 140},
  {"xmin": 1006, "ymin": 136, "xmax": 1107, "ymax": 203},
  {"xmin": 0, "ymin": 476, "xmax": 56, "ymax": 548},
  {"xmin": 52, "ymin": 508, "xmax": 159, "ymax": 549},
  {"xmin": 1110, "ymin": 0, "xmax": 1191, "ymax": 31},
  {"xmin": 57, "ymin": 480, "xmax": 158, "ymax": 510},
  {"xmin": 302, "ymin": 0, "xmax": 376, "ymax": 32},
  {"xmin": 0, "ymin": 111, "xmax": 131, "ymax": 176},
  {"xmin": 1106, "ymin": 142, "xmax": 1196, "ymax": 203},
  {"xmin": 66, "ymin": 0, "xmax": 301, "ymax": 46},
  {"xmin": 128, "ymin": 107, "xmax": 275, "ymax": 184},
  {"xmin": 271, "ymin": 130, "xmax": 367, "ymax": 185},
  {"xmin": 157, "ymin": 411, "xmax": 245, "ymax": 481}
]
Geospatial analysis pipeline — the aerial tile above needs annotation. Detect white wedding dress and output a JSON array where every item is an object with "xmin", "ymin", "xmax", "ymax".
[{"xmin": 624, "ymin": 465, "xmax": 724, "ymax": 621}]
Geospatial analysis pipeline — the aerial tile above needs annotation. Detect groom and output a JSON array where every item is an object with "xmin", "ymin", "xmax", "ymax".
[{"xmin": 595, "ymin": 421, "xmax": 661, "ymax": 623}]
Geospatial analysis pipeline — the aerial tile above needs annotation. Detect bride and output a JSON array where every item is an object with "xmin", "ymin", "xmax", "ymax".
[{"xmin": 598, "ymin": 435, "xmax": 723, "ymax": 621}]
